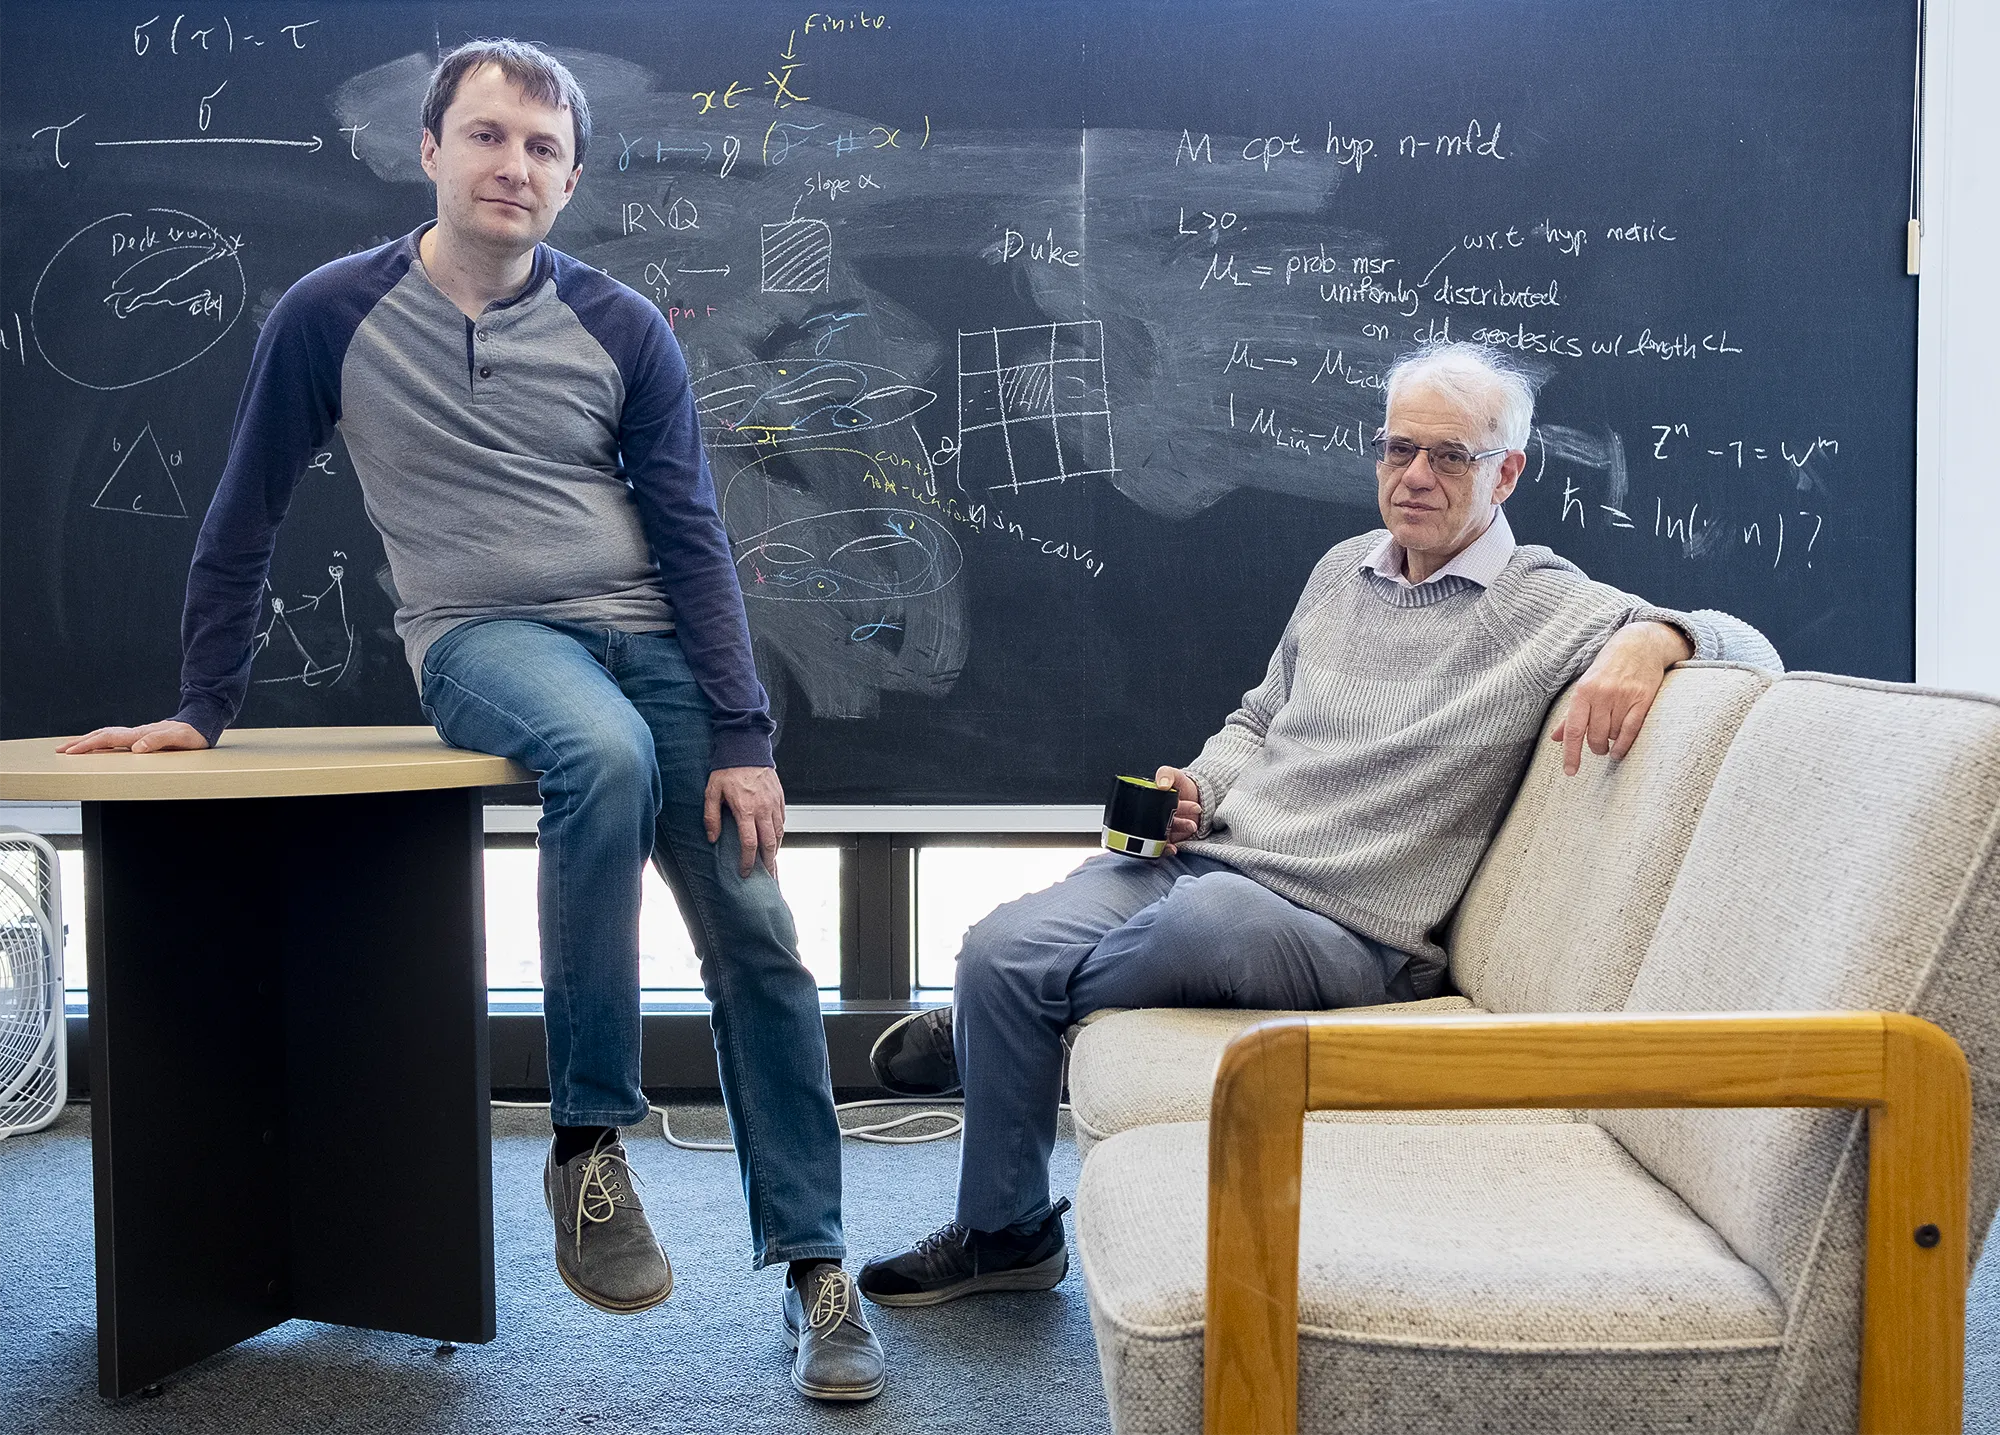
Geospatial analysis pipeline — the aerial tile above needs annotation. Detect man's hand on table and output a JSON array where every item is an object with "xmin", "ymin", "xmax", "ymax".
[
  {"xmin": 705, "ymin": 765, "xmax": 785, "ymax": 878},
  {"xmin": 1153, "ymin": 765, "xmax": 1201, "ymax": 853},
  {"xmin": 56, "ymin": 721, "xmax": 209, "ymax": 755},
  {"xmin": 1550, "ymin": 621, "xmax": 1694, "ymax": 777}
]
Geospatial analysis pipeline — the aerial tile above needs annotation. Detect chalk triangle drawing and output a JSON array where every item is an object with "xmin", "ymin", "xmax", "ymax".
[{"xmin": 91, "ymin": 423, "xmax": 188, "ymax": 518}]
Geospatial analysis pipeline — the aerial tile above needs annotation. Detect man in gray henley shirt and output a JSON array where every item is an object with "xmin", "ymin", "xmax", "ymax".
[
  {"xmin": 857, "ymin": 342, "xmax": 1779, "ymax": 1310},
  {"xmin": 58, "ymin": 41, "xmax": 887, "ymax": 1403}
]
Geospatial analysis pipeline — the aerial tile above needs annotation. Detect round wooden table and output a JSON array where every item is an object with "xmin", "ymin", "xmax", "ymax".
[{"xmin": 0, "ymin": 728, "xmax": 530, "ymax": 1397}]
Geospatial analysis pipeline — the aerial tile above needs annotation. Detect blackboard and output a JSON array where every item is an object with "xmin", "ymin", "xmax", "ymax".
[{"xmin": 0, "ymin": 0, "xmax": 1919, "ymax": 802}]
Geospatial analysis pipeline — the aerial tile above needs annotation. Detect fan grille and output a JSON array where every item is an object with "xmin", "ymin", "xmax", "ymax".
[{"xmin": 0, "ymin": 834, "xmax": 65, "ymax": 1136}]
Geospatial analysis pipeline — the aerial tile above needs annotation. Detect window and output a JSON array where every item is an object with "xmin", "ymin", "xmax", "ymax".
[
  {"xmin": 485, "ymin": 843, "xmax": 842, "ymax": 996},
  {"xmin": 56, "ymin": 845, "xmax": 83, "ymax": 1000},
  {"xmin": 54, "ymin": 833, "xmax": 1099, "ymax": 1006},
  {"xmin": 915, "ymin": 845, "xmax": 1091, "ymax": 992}
]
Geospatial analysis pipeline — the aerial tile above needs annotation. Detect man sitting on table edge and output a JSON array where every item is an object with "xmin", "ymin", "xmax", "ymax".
[
  {"xmin": 54, "ymin": 39, "xmax": 887, "ymax": 1404},
  {"xmin": 858, "ymin": 341, "xmax": 1781, "ymax": 1307}
]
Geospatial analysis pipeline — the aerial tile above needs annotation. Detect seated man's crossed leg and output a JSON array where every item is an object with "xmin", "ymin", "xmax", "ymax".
[{"xmin": 858, "ymin": 850, "xmax": 1412, "ymax": 1304}]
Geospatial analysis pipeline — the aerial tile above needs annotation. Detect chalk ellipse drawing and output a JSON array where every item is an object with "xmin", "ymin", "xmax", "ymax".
[
  {"xmin": 733, "ymin": 504, "xmax": 964, "ymax": 603},
  {"xmin": 32, "ymin": 208, "xmax": 247, "ymax": 392},
  {"xmin": 695, "ymin": 360, "xmax": 937, "ymax": 447}
]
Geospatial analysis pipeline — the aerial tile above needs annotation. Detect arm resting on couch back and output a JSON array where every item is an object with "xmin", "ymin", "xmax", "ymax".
[{"xmin": 1202, "ymin": 1011, "xmax": 1971, "ymax": 1435}]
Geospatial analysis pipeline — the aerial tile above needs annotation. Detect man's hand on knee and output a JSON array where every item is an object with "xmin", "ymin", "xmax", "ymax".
[
  {"xmin": 705, "ymin": 765, "xmax": 786, "ymax": 877},
  {"xmin": 1550, "ymin": 620, "xmax": 1693, "ymax": 776}
]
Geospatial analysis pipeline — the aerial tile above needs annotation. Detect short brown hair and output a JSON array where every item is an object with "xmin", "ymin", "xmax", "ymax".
[{"xmin": 422, "ymin": 39, "xmax": 591, "ymax": 167}]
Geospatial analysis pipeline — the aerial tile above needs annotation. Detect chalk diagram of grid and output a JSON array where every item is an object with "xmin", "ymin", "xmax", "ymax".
[{"xmin": 956, "ymin": 321, "xmax": 1117, "ymax": 493}]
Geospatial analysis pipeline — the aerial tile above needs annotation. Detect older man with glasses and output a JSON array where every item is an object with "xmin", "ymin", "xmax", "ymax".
[{"xmin": 857, "ymin": 341, "xmax": 1781, "ymax": 1308}]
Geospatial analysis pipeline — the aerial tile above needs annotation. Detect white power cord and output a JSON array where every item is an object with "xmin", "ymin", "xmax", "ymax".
[
  {"xmin": 492, "ymin": 1096, "xmax": 965, "ymax": 1151},
  {"xmin": 654, "ymin": 1097, "xmax": 964, "ymax": 1151}
]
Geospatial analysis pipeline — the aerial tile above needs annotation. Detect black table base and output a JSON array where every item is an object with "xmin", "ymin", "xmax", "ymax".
[{"xmin": 83, "ymin": 788, "xmax": 495, "ymax": 1397}]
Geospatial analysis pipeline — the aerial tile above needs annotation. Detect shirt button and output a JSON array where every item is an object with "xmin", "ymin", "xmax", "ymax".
[
  {"xmin": 479, "ymin": 366, "xmax": 492, "ymax": 378},
  {"xmin": 476, "ymin": 328, "xmax": 489, "ymax": 340}
]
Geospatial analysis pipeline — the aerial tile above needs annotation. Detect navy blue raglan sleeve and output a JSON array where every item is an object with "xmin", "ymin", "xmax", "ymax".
[
  {"xmin": 172, "ymin": 277, "xmax": 349, "ymax": 745},
  {"xmin": 579, "ymin": 282, "xmax": 774, "ymax": 769}
]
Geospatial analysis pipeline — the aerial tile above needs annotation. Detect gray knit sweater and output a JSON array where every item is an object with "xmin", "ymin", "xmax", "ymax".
[{"xmin": 1180, "ymin": 531, "xmax": 1771, "ymax": 995}]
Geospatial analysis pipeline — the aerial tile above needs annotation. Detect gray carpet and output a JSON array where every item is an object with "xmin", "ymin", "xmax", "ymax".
[
  {"xmin": 4, "ymin": 1105, "xmax": 1998, "ymax": 1434},
  {"xmin": 0, "ymin": 1104, "xmax": 1106, "ymax": 1434}
]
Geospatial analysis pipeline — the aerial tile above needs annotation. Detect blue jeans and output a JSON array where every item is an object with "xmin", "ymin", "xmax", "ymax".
[
  {"xmin": 419, "ymin": 618, "xmax": 843, "ymax": 1269},
  {"xmin": 952, "ymin": 851, "xmax": 1415, "ymax": 1231}
]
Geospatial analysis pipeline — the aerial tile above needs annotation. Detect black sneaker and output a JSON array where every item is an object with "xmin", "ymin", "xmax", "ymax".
[
  {"xmin": 869, "ymin": 1006, "xmax": 960, "ymax": 1096},
  {"xmin": 858, "ymin": 1198, "xmax": 1071, "ymax": 1307}
]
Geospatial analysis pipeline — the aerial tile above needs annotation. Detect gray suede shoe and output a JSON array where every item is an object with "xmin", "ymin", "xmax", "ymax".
[
  {"xmin": 783, "ymin": 1264, "xmax": 886, "ymax": 1402},
  {"xmin": 542, "ymin": 1133, "xmax": 673, "ymax": 1313}
]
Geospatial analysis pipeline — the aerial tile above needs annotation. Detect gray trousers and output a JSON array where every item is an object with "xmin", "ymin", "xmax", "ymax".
[{"xmin": 951, "ymin": 851, "xmax": 1415, "ymax": 1231}]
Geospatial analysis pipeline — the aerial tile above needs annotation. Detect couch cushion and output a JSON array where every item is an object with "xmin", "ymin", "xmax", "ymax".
[
  {"xmin": 1067, "ymin": 1000, "xmax": 1586, "ymax": 1155},
  {"xmin": 1078, "ymin": 1120, "xmax": 1785, "ymax": 1435},
  {"xmin": 1448, "ymin": 662, "xmax": 1771, "ymax": 1013},
  {"xmin": 1605, "ymin": 672, "xmax": 2000, "ymax": 1432}
]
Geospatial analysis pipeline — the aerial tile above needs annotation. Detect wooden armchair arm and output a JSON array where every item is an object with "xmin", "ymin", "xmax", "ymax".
[{"xmin": 1203, "ymin": 1011, "xmax": 1971, "ymax": 1435}]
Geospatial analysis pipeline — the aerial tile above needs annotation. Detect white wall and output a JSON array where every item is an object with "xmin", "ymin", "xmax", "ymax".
[{"xmin": 1917, "ymin": 0, "xmax": 2000, "ymax": 694}]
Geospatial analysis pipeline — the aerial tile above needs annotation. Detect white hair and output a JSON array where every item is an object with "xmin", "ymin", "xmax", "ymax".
[{"xmin": 1383, "ymin": 342, "xmax": 1537, "ymax": 452}]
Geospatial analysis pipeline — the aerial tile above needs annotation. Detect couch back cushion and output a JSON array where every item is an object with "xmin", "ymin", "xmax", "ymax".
[
  {"xmin": 1602, "ymin": 673, "xmax": 2000, "ymax": 1430},
  {"xmin": 1448, "ymin": 662, "xmax": 1770, "ymax": 1014}
]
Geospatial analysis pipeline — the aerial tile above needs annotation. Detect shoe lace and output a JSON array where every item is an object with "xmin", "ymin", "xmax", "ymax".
[
  {"xmin": 917, "ymin": 1009, "xmax": 954, "ymax": 1059},
  {"xmin": 806, "ymin": 1268, "xmax": 854, "ymax": 1331},
  {"xmin": 916, "ymin": 1223, "xmax": 968, "ymax": 1271},
  {"xmin": 571, "ymin": 1138, "xmax": 642, "ymax": 1259},
  {"xmin": 912, "ymin": 1220, "xmax": 969, "ymax": 1267}
]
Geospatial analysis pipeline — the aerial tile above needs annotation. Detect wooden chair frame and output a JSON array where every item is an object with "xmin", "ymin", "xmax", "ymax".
[{"xmin": 1202, "ymin": 1011, "xmax": 1972, "ymax": 1435}]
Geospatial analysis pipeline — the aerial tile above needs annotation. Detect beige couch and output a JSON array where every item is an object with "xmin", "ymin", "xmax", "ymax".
[{"xmin": 1069, "ymin": 666, "xmax": 2000, "ymax": 1433}]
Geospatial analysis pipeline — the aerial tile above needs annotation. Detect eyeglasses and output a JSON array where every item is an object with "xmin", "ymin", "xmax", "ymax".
[{"xmin": 1371, "ymin": 433, "xmax": 1508, "ymax": 479}]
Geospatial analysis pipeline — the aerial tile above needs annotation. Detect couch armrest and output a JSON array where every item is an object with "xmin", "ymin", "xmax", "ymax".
[{"xmin": 1203, "ymin": 1011, "xmax": 1971, "ymax": 1435}]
